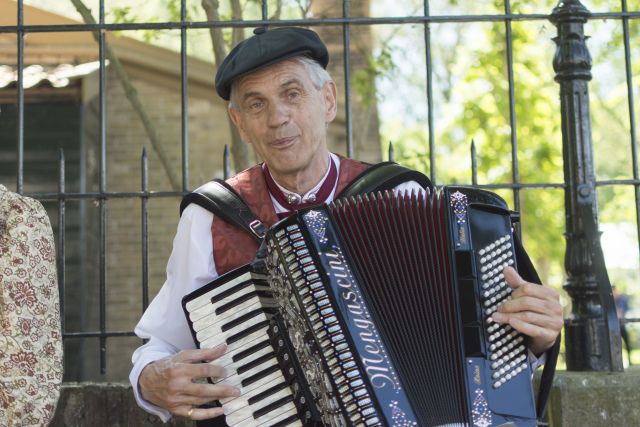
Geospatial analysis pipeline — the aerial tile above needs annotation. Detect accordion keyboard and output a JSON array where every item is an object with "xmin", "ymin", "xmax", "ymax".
[
  {"xmin": 478, "ymin": 234, "xmax": 528, "ymax": 389},
  {"xmin": 184, "ymin": 268, "xmax": 303, "ymax": 427}
]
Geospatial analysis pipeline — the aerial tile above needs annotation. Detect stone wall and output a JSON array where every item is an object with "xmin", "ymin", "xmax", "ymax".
[
  {"xmin": 51, "ymin": 369, "xmax": 640, "ymax": 426},
  {"xmin": 545, "ymin": 369, "xmax": 640, "ymax": 426},
  {"xmin": 50, "ymin": 383, "xmax": 193, "ymax": 427},
  {"xmin": 68, "ymin": 67, "xmax": 231, "ymax": 382}
]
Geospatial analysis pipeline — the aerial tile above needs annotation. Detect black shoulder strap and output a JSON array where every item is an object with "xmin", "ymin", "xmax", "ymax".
[
  {"xmin": 513, "ymin": 234, "xmax": 559, "ymax": 422},
  {"xmin": 337, "ymin": 161, "xmax": 433, "ymax": 199},
  {"xmin": 179, "ymin": 179, "xmax": 266, "ymax": 242}
]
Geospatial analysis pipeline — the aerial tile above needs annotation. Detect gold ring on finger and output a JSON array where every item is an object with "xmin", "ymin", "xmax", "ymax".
[{"xmin": 187, "ymin": 407, "xmax": 194, "ymax": 418}]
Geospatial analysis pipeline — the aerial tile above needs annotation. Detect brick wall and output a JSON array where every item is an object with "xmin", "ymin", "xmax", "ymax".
[{"xmin": 72, "ymin": 56, "xmax": 382, "ymax": 382}]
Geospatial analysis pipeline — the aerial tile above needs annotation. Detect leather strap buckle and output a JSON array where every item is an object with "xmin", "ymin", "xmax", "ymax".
[{"xmin": 249, "ymin": 219, "xmax": 266, "ymax": 239}]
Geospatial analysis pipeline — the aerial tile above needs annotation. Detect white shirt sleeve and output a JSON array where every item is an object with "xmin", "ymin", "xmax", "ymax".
[{"xmin": 129, "ymin": 204, "xmax": 218, "ymax": 421}]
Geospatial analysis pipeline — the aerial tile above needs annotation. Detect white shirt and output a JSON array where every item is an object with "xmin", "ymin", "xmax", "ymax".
[{"xmin": 129, "ymin": 155, "xmax": 543, "ymax": 421}]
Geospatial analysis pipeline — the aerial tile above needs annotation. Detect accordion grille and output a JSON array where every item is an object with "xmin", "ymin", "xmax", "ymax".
[{"xmin": 329, "ymin": 190, "xmax": 469, "ymax": 426}]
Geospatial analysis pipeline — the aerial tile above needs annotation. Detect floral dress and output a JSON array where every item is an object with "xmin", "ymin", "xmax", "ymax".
[{"xmin": 0, "ymin": 185, "xmax": 63, "ymax": 426}]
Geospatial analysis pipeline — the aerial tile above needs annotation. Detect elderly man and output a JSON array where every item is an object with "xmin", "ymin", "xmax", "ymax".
[{"xmin": 130, "ymin": 27, "xmax": 563, "ymax": 425}]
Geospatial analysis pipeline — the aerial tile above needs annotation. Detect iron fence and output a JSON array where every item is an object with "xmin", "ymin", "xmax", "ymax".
[{"xmin": 1, "ymin": 0, "xmax": 639, "ymax": 379}]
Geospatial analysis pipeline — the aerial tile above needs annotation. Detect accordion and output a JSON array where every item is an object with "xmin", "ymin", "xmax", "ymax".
[{"xmin": 182, "ymin": 187, "xmax": 537, "ymax": 427}]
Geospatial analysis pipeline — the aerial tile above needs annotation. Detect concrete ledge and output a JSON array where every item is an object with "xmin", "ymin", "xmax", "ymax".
[
  {"xmin": 50, "ymin": 382, "xmax": 194, "ymax": 427},
  {"xmin": 546, "ymin": 368, "xmax": 640, "ymax": 426},
  {"xmin": 51, "ymin": 371, "xmax": 640, "ymax": 426}
]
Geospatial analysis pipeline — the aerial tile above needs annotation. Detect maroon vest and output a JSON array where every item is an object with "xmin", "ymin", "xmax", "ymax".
[{"xmin": 211, "ymin": 156, "xmax": 369, "ymax": 275}]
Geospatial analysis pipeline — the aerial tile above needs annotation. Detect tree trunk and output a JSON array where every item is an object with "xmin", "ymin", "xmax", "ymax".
[{"xmin": 201, "ymin": 0, "xmax": 251, "ymax": 173}]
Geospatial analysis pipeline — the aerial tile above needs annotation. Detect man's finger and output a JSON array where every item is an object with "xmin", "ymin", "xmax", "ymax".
[
  {"xmin": 175, "ymin": 344, "xmax": 227, "ymax": 364},
  {"xmin": 187, "ymin": 405, "xmax": 225, "ymax": 421},
  {"xmin": 492, "ymin": 310, "xmax": 556, "ymax": 330},
  {"xmin": 497, "ymin": 294, "xmax": 549, "ymax": 316},
  {"xmin": 503, "ymin": 266, "xmax": 528, "ymax": 289},
  {"xmin": 503, "ymin": 316, "xmax": 558, "ymax": 346},
  {"xmin": 189, "ymin": 361, "xmax": 227, "ymax": 381},
  {"xmin": 183, "ymin": 382, "xmax": 241, "ymax": 400}
]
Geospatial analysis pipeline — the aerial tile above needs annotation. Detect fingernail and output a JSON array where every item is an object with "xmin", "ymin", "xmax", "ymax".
[
  {"xmin": 232, "ymin": 388, "xmax": 241, "ymax": 397},
  {"xmin": 492, "ymin": 312, "xmax": 505, "ymax": 323}
]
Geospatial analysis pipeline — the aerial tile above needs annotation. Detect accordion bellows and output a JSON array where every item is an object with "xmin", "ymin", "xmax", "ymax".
[{"xmin": 183, "ymin": 187, "xmax": 537, "ymax": 427}]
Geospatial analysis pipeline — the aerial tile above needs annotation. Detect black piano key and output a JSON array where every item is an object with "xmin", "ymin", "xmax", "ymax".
[
  {"xmin": 248, "ymin": 381, "xmax": 290, "ymax": 406},
  {"xmin": 222, "ymin": 307, "xmax": 278, "ymax": 333},
  {"xmin": 227, "ymin": 319, "xmax": 271, "ymax": 345},
  {"xmin": 237, "ymin": 351, "xmax": 277, "ymax": 375},
  {"xmin": 233, "ymin": 339, "xmax": 271, "ymax": 363},
  {"xmin": 269, "ymin": 413, "xmax": 302, "ymax": 427},
  {"xmin": 252, "ymin": 395, "xmax": 295, "ymax": 419},
  {"xmin": 215, "ymin": 290, "xmax": 273, "ymax": 316},
  {"xmin": 241, "ymin": 363, "xmax": 281, "ymax": 388}
]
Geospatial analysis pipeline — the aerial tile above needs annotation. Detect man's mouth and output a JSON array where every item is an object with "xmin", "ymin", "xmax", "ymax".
[{"xmin": 270, "ymin": 136, "xmax": 297, "ymax": 147}]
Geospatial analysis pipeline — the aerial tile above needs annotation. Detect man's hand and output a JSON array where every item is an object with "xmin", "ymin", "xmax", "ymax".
[
  {"xmin": 491, "ymin": 266, "xmax": 563, "ymax": 356},
  {"xmin": 139, "ymin": 345, "xmax": 240, "ymax": 420}
]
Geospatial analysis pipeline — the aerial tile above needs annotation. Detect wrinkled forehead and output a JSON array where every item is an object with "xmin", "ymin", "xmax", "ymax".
[{"xmin": 231, "ymin": 59, "xmax": 313, "ymax": 98}]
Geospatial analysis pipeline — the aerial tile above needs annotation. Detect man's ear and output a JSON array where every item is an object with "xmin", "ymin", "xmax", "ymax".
[
  {"xmin": 323, "ymin": 81, "xmax": 338, "ymax": 123},
  {"xmin": 228, "ymin": 106, "xmax": 250, "ymax": 144}
]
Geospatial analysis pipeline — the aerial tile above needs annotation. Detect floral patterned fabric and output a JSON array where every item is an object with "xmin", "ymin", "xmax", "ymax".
[{"xmin": 0, "ymin": 185, "xmax": 63, "ymax": 426}]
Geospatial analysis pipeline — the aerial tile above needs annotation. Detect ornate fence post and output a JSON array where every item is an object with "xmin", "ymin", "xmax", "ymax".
[{"xmin": 551, "ymin": 0, "xmax": 623, "ymax": 371}]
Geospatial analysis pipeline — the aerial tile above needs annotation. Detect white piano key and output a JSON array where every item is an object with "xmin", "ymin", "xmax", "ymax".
[
  {"xmin": 215, "ymin": 337, "xmax": 272, "ymax": 370},
  {"xmin": 223, "ymin": 357, "xmax": 279, "ymax": 388},
  {"xmin": 197, "ymin": 312, "xmax": 272, "ymax": 348},
  {"xmin": 189, "ymin": 283, "xmax": 272, "ymax": 323},
  {"xmin": 217, "ymin": 344, "xmax": 276, "ymax": 380},
  {"xmin": 220, "ymin": 369, "xmax": 286, "ymax": 405},
  {"xmin": 254, "ymin": 406, "xmax": 302, "ymax": 427},
  {"xmin": 222, "ymin": 376, "xmax": 288, "ymax": 413},
  {"xmin": 224, "ymin": 383, "xmax": 294, "ymax": 425},
  {"xmin": 230, "ymin": 402, "xmax": 299, "ymax": 427},
  {"xmin": 195, "ymin": 301, "xmax": 275, "ymax": 342},
  {"xmin": 200, "ymin": 324, "xmax": 269, "ymax": 350},
  {"xmin": 192, "ymin": 297, "xmax": 278, "ymax": 333},
  {"xmin": 186, "ymin": 271, "xmax": 268, "ymax": 312}
]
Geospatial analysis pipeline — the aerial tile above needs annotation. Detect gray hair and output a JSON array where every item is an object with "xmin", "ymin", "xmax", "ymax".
[{"xmin": 228, "ymin": 55, "xmax": 332, "ymax": 110}]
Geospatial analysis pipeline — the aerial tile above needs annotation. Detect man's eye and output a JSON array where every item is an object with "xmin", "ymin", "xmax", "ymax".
[
  {"xmin": 287, "ymin": 90, "xmax": 301, "ymax": 101},
  {"xmin": 248, "ymin": 101, "xmax": 264, "ymax": 111}
]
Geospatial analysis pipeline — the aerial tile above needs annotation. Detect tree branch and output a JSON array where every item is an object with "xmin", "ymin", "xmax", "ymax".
[
  {"xmin": 201, "ymin": 0, "xmax": 251, "ymax": 172},
  {"xmin": 70, "ymin": 0, "xmax": 182, "ymax": 191}
]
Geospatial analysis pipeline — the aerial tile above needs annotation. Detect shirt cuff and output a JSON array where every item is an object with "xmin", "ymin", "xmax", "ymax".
[{"xmin": 129, "ymin": 353, "xmax": 173, "ymax": 423}]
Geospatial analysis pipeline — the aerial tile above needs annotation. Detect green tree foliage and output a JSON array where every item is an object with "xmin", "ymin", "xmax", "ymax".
[{"xmin": 377, "ymin": 0, "xmax": 639, "ymax": 297}]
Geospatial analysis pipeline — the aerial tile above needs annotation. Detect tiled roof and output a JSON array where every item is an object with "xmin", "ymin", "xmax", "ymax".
[{"xmin": 0, "ymin": 61, "xmax": 105, "ymax": 89}]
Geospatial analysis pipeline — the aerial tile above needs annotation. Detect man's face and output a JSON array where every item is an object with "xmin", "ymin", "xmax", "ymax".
[{"xmin": 228, "ymin": 60, "xmax": 337, "ymax": 180}]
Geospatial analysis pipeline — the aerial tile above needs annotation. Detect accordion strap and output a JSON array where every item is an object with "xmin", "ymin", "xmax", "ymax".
[
  {"xmin": 179, "ymin": 179, "xmax": 266, "ymax": 242},
  {"xmin": 337, "ymin": 161, "xmax": 433, "ymax": 197},
  {"xmin": 513, "ymin": 235, "xmax": 559, "ymax": 423},
  {"xmin": 179, "ymin": 161, "xmax": 431, "ymax": 242}
]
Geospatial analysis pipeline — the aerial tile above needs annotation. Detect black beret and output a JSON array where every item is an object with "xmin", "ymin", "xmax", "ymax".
[{"xmin": 215, "ymin": 27, "xmax": 329, "ymax": 100}]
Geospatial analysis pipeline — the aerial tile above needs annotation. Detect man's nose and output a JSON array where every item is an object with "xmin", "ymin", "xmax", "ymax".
[{"xmin": 266, "ymin": 102, "xmax": 290, "ymax": 128}]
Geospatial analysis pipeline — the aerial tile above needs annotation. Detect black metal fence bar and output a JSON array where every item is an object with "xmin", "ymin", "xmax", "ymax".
[
  {"xmin": 503, "ymin": 0, "xmax": 522, "ymax": 223},
  {"xmin": 15, "ymin": 0, "xmax": 24, "ymax": 194},
  {"xmin": 141, "ymin": 149, "xmax": 150, "ymax": 313},
  {"xmin": 57, "ymin": 151, "xmax": 66, "ymax": 333},
  {"xmin": 620, "ymin": 0, "xmax": 640, "ymax": 275},
  {"xmin": 181, "ymin": 0, "xmax": 189, "ymax": 192},
  {"xmin": 0, "ymin": 14, "xmax": 567, "ymax": 34},
  {"xmin": 342, "ymin": 0, "xmax": 353, "ymax": 158},
  {"xmin": 64, "ymin": 331, "xmax": 137, "ymax": 338},
  {"xmin": 3, "ymin": 12, "xmax": 639, "ymax": 37},
  {"xmin": 98, "ymin": 0, "xmax": 108, "ymax": 375},
  {"xmin": 423, "ymin": 0, "xmax": 436, "ymax": 184}
]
